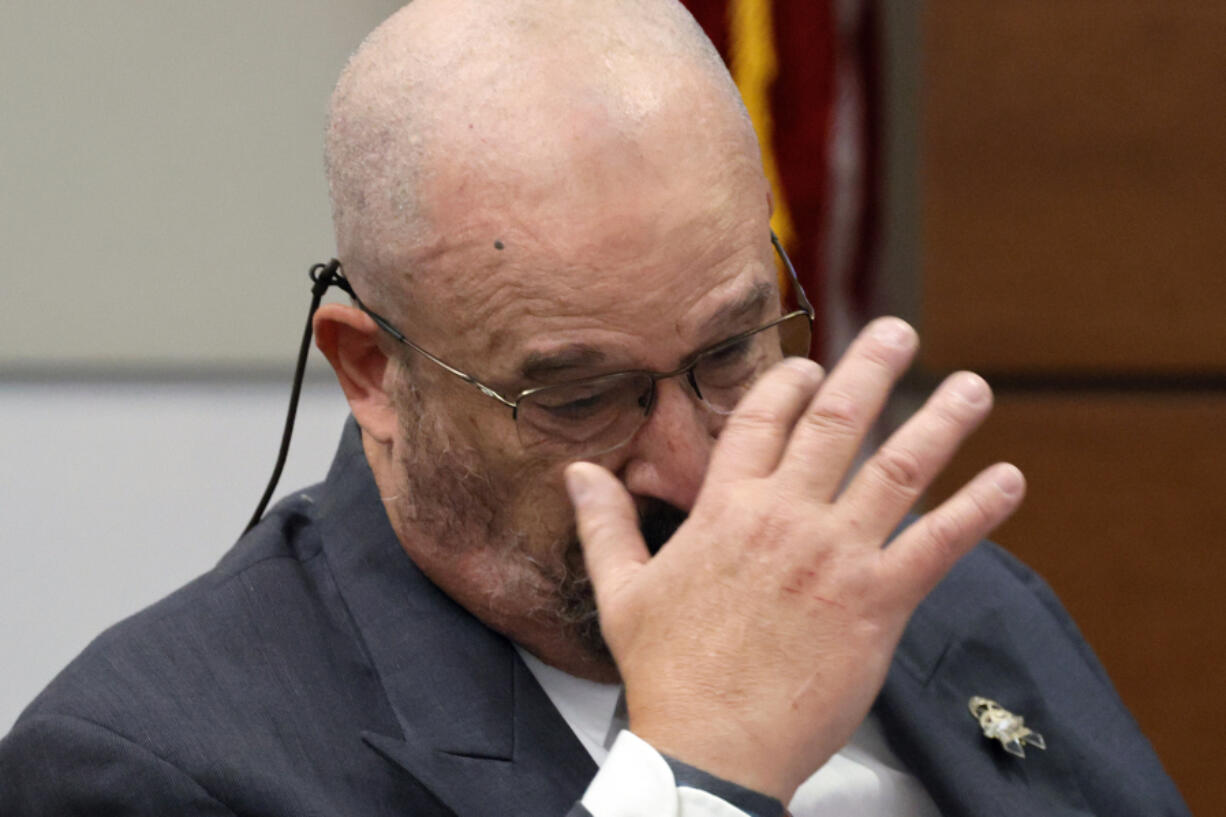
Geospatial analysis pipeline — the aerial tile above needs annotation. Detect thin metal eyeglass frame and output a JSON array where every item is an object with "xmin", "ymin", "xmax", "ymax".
[
  {"xmin": 244, "ymin": 233, "xmax": 814, "ymax": 534},
  {"xmin": 342, "ymin": 232, "xmax": 816, "ymax": 420}
]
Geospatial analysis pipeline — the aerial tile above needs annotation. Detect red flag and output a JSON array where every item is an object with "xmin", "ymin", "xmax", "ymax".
[{"xmin": 681, "ymin": 0, "xmax": 879, "ymax": 362}]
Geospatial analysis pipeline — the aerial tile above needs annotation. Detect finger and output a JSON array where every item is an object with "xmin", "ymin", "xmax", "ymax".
[
  {"xmin": 565, "ymin": 462, "xmax": 650, "ymax": 606},
  {"xmin": 881, "ymin": 462, "xmax": 1026, "ymax": 610},
  {"xmin": 706, "ymin": 357, "xmax": 824, "ymax": 482},
  {"xmin": 776, "ymin": 317, "xmax": 917, "ymax": 497},
  {"xmin": 837, "ymin": 371, "xmax": 994, "ymax": 540}
]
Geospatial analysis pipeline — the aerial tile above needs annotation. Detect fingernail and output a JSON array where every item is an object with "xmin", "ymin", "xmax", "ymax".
[
  {"xmin": 992, "ymin": 464, "xmax": 1024, "ymax": 497},
  {"xmin": 784, "ymin": 357, "xmax": 822, "ymax": 377},
  {"xmin": 564, "ymin": 465, "xmax": 591, "ymax": 503},
  {"xmin": 951, "ymin": 372, "xmax": 989, "ymax": 405},
  {"xmin": 872, "ymin": 318, "xmax": 915, "ymax": 349}
]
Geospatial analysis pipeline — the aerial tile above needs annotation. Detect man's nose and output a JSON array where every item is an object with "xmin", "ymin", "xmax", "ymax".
[{"xmin": 615, "ymin": 375, "xmax": 721, "ymax": 512}]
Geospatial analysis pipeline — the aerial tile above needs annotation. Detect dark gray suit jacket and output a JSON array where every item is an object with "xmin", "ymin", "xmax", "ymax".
[{"xmin": 0, "ymin": 420, "xmax": 1189, "ymax": 816}]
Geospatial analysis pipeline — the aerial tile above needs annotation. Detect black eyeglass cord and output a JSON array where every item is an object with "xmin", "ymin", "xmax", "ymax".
[{"xmin": 244, "ymin": 259, "xmax": 351, "ymax": 535}]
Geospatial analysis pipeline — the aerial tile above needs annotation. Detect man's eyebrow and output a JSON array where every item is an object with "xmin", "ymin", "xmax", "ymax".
[
  {"xmin": 518, "ymin": 346, "xmax": 611, "ymax": 382},
  {"xmin": 515, "ymin": 283, "xmax": 777, "ymax": 383},
  {"xmin": 697, "ymin": 282, "xmax": 776, "ymax": 338}
]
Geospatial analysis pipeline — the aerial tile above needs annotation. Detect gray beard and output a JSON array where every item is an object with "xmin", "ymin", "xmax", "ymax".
[
  {"xmin": 392, "ymin": 372, "xmax": 687, "ymax": 665},
  {"xmin": 517, "ymin": 497, "xmax": 688, "ymax": 664}
]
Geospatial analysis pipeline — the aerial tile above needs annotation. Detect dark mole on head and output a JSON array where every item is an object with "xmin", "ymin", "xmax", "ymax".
[{"xmin": 494, "ymin": 240, "xmax": 505, "ymax": 251}]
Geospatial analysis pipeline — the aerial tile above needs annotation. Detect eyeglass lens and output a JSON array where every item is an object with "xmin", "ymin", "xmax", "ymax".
[{"xmin": 515, "ymin": 311, "xmax": 812, "ymax": 458}]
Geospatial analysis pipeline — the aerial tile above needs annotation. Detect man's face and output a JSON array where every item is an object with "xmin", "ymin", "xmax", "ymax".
[{"xmin": 375, "ymin": 77, "xmax": 775, "ymax": 672}]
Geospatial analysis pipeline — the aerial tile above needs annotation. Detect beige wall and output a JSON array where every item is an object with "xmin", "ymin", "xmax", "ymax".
[{"xmin": 1, "ymin": 1, "xmax": 399, "ymax": 372}]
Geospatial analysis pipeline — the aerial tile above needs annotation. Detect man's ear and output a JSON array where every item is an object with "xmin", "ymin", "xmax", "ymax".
[{"xmin": 314, "ymin": 303, "xmax": 398, "ymax": 445}]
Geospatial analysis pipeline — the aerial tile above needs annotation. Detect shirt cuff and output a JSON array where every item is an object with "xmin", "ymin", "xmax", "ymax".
[
  {"xmin": 666, "ymin": 754, "xmax": 786, "ymax": 817},
  {"xmin": 580, "ymin": 730, "xmax": 785, "ymax": 817}
]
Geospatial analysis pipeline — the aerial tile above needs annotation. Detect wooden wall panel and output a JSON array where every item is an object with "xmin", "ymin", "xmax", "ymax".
[
  {"xmin": 928, "ymin": 393, "xmax": 1225, "ymax": 814},
  {"xmin": 921, "ymin": 1, "xmax": 1226, "ymax": 374},
  {"xmin": 916, "ymin": 1, "xmax": 1226, "ymax": 812}
]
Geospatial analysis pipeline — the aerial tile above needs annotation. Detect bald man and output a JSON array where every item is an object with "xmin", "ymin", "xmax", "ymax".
[{"xmin": 0, "ymin": 2, "xmax": 1188, "ymax": 815}]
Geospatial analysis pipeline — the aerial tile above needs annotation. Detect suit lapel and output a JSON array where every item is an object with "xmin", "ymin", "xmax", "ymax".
[
  {"xmin": 362, "ymin": 658, "xmax": 597, "ymax": 817},
  {"xmin": 877, "ymin": 555, "xmax": 1093, "ymax": 817},
  {"xmin": 316, "ymin": 420, "xmax": 596, "ymax": 817}
]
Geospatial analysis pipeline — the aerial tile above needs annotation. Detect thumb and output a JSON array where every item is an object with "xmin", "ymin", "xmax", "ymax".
[{"xmin": 565, "ymin": 462, "xmax": 649, "ymax": 604}]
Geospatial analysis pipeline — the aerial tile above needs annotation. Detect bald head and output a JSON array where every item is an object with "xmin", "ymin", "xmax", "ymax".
[
  {"xmin": 324, "ymin": 0, "xmax": 759, "ymax": 305},
  {"xmin": 316, "ymin": 0, "xmax": 781, "ymax": 678}
]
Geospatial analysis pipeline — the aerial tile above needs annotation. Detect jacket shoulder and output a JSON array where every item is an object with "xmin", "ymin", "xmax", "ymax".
[{"xmin": 11, "ymin": 486, "xmax": 371, "ymax": 753}]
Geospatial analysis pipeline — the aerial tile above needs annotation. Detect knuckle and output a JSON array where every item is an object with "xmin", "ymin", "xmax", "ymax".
[
  {"xmin": 726, "ymin": 405, "xmax": 784, "ymax": 434},
  {"xmin": 801, "ymin": 394, "xmax": 860, "ymax": 437},
  {"xmin": 924, "ymin": 510, "xmax": 965, "ymax": 554},
  {"xmin": 965, "ymin": 483, "xmax": 998, "ymax": 528},
  {"xmin": 926, "ymin": 489, "xmax": 996, "ymax": 555},
  {"xmin": 869, "ymin": 446, "xmax": 925, "ymax": 495}
]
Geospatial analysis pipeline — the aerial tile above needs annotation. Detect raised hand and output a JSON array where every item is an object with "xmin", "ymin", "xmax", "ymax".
[{"xmin": 564, "ymin": 317, "xmax": 1025, "ymax": 803}]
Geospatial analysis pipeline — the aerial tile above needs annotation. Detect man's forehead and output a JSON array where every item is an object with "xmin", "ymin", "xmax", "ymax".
[
  {"xmin": 417, "ymin": 239, "xmax": 773, "ymax": 395},
  {"xmin": 407, "ymin": 147, "xmax": 763, "ymax": 290},
  {"xmin": 510, "ymin": 276, "xmax": 778, "ymax": 384},
  {"xmin": 416, "ymin": 72, "xmax": 752, "ymax": 233}
]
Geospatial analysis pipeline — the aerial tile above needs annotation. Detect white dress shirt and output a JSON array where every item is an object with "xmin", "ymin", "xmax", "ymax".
[{"xmin": 518, "ymin": 648, "xmax": 941, "ymax": 817}]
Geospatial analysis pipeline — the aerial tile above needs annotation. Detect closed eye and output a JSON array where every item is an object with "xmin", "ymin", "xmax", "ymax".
[{"xmin": 540, "ymin": 391, "xmax": 613, "ymax": 419}]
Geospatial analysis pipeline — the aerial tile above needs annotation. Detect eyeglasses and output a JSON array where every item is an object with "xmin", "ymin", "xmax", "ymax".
[
  {"xmin": 244, "ymin": 233, "xmax": 813, "ymax": 532},
  {"xmin": 343, "ymin": 233, "xmax": 814, "ymax": 459}
]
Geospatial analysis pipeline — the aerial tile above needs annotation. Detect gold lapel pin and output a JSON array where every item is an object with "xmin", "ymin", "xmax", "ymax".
[{"xmin": 968, "ymin": 696, "xmax": 1047, "ymax": 758}]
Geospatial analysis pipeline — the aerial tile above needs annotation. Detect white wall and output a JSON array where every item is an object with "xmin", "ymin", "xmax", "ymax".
[
  {"xmin": 0, "ymin": 0, "xmax": 399, "ymax": 732},
  {"xmin": 0, "ymin": 378, "xmax": 351, "ymax": 732}
]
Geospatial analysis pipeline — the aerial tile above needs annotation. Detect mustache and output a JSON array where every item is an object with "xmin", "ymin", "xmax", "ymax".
[
  {"xmin": 638, "ymin": 498, "xmax": 688, "ymax": 555},
  {"xmin": 553, "ymin": 497, "xmax": 687, "ymax": 663},
  {"xmin": 560, "ymin": 497, "xmax": 687, "ymax": 578}
]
